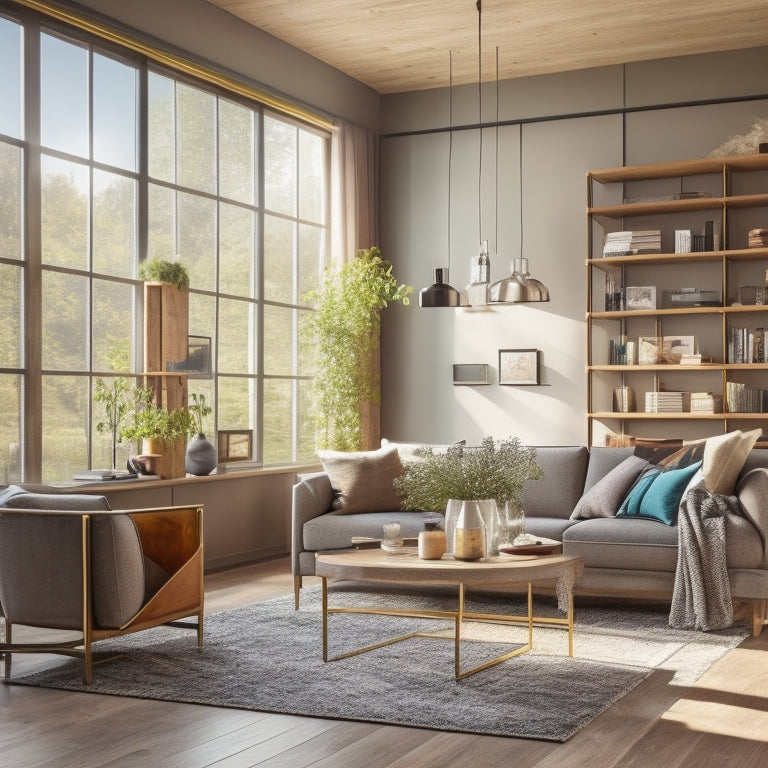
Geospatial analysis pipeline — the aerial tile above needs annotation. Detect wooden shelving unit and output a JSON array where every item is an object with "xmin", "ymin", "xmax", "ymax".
[{"xmin": 586, "ymin": 154, "xmax": 768, "ymax": 446}]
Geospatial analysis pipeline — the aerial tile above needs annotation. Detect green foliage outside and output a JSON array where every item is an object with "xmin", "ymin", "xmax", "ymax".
[
  {"xmin": 304, "ymin": 247, "xmax": 412, "ymax": 452},
  {"xmin": 393, "ymin": 437, "xmax": 544, "ymax": 513}
]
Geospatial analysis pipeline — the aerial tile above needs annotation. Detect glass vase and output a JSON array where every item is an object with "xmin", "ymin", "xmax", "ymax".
[
  {"xmin": 497, "ymin": 501, "xmax": 526, "ymax": 549},
  {"xmin": 453, "ymin": 500, "xmax": 486, "ymax": 561}
]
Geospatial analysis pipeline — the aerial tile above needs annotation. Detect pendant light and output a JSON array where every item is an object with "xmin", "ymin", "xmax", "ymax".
[
  {"xmin": 490, "ymin": 123, "xmax": 550, "ymax": 303},
  {"xmin": 419, "ymin": 52, "xmax": 461, "ymax": 308}
]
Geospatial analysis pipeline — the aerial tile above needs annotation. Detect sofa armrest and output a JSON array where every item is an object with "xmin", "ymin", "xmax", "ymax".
[
  {"xmin": 291, "ymin": 472, "xmax": 334, "ymax": 575},
  {"xmin": 737, "ymin": 468, "xmax": 768, "ymax": 568}
]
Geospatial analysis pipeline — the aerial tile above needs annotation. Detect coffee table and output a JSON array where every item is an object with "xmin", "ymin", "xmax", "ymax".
[{"xmin": 315, "ymin": 549, "xmax": 584, "ymax": 679}]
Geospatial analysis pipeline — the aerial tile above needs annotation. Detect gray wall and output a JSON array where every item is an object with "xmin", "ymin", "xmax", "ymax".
[{"xmin": 379, "ymin": 49, "xmax": 768, "ymax": 447}]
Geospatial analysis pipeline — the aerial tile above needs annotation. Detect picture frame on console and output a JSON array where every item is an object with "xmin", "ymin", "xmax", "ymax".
[{"xmin": 499, "ymin": 348, "xmax": 540, "ymax": 386}]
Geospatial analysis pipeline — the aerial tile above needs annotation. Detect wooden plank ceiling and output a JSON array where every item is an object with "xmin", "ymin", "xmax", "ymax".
[{"xmin": 206, "ymin": 0, "xmax": 768, "ymax": 94}]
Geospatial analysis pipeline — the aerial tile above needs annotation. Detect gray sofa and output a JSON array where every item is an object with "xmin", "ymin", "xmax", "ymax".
[{"xmin": 292, "ymin": 443, "xmax": 768, "ymax": 635}]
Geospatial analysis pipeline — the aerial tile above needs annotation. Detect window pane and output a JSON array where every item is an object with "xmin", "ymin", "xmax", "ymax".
[
  {"xmin": 264, "ymin": 214, "xmax": 294, "ymax": 303},
  {"xmin": 91, "ymin": 375, "xmax": 133, "ymax": 470},
  {"xmin": 0, "ymin": 373, "xmax": 22, "ymax": 483},
  {"xmin": 42, "ymin": 375, "xmax": 88, "ymax": 482},
  {"xmin": 297, "ymin": 308, "xmax": 314, "ymax": 378},
  {"xmin": 0, "ymin": 263, "xmax": 23, "ymax": 367},
  {"xmin": 148, "ymin": 73, "xmax": 175, "ymax": 183},
  {"xmin": 177, "ymin": 83, "xmax": 215, "ymax": 193},
  {"xmin": 296, "ymin": 378, "xmax": 315, "ymax": 462},
  {"xmin": 178, "ymin": 191, "xmax": 216, "ymax": 291},
  {"xmin": 264, "ymin": 116, "xmax": 296, "ymax": 215},
  {"xmin": 219, "ymin": 202, "xmax": 254, "ymax": 297},
  {"xmin": 263, "ymin": 378, "xmax": 292, "ymax": 463},
  {"xmin": 93, "ymin": 53, "xmax": 138, "ymax": 171},
  {"xmin": 42, "ymin": 271, "xmax": 87, "ymax": 371},
  {"xmin": 93, "ymin": 170, "xmax": 137, "ymax": 278},
  {"xmin": 0, "ymin": 17, "xmax": 22, "ymax": 140},
  {"xmin": 147, "ymin": 182, "xmax": 175, "ymax": 259},
  {"xmin": 264, "ymin": 304, "xmax": 293, "ymax": 376},
  {"xmin": 218, "ymin": 297, "xmax": 254, "ymax": 374},
  {"xmin": 92, "ymin": 281, "xmax": 135, "ymax": 372},
  {"xmin": 298, "ymin": 223, "xmax": 324, "ymax": 300},
  {"xmin": 40, "ymin": 32, "xmax": 88, "ymax": 157},
  {"xmin": 217, "ymin": 376, "xmax": 254, "ymax": 433},
  {"xmin": 299, "ymin": 129, "xmax": 325, "ymax": 223},
  {"xmin": 0, "ymin": 142, "xmax": 23, "ymax": 260},
  {"xmin": 219, "ymin": 98, "xmax": 255, "ymax": 204},
  {"xmin": 41, "ymin": 155, "xmax": 88, "ymax": 269},
  {"xmin": 189, "ymin": 292, "xmax": 216, "ymax": 358}
]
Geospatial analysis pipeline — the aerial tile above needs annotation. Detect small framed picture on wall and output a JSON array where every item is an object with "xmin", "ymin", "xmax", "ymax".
[{"xmin": 499, "ymin": 349, "xmax": 540, "ymax": 386}]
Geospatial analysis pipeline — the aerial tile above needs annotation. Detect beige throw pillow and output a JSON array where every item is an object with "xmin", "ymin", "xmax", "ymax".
[
  {"xmin": 702, "ymin": 428, "xmax": 761, "ymax": 495},
  {"xmin": 318, "ymin": 446, "xmax": 404, "ymax": 514}
]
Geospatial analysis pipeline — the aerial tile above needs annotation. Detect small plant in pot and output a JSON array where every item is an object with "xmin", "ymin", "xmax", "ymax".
[
  {"xmin": 119, "ymin": 386, "xmax": 194, "ymax": 471},
  {"xmin": 393, "ymin": 437, "xmax": 543, "ymax": 559},
  {"xmin": 138, "ymin": 257, "xmax": 190, "ymax": 289},
  {"xmin": 186, "ymin": 393, "xmax": 216, "ymax": 475}
]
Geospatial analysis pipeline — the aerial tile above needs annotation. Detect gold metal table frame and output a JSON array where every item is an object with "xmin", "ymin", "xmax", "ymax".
[{"xmin": 316, "ymin": 550, "xmax": 583, "ymax": 680}]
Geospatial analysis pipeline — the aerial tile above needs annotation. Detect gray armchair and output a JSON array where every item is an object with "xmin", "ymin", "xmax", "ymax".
[{"xmin": 0, "ymin": 487, "xmax": 204, "ymax": 683}]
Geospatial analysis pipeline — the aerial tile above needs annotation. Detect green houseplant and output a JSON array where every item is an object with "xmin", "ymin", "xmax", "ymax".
[
  {"xmin": 120, "ymin": 385, "xmax": 194, "ymax": 452},
  {"xmin": 93, "ymin": 341, "xmax": 133, "ymax": 470},
  {"xmin": 304, "ymin": 246, "xmax": 412, "ymax": 452},
  {"xmin": 138, "ymin": 257, "xmax": 190, "ymax": 289}
]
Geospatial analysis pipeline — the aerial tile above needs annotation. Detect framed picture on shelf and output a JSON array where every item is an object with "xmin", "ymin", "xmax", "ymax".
[
  {"xmin": 638, "ymin": 336, "xmax": 662, "ymax": 365},
  {"xmin": 662, "ymin": 336, "xmax": 696, "ymax": 363},
  {"xmin": 217, "ymin": 430, "xmax": 253, "ymax": 462},
  {"xmin": 499, "ymin": 349, "xmax": 539, "ymax": 385},
  {"xmin": 625, "ymin": 286, "xmax": 656, "ymax": 311}
]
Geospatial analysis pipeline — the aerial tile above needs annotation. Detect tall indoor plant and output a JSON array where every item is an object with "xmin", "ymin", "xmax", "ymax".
[{"xmin": 305, "ymin": 246, "xmax": 412, "ymax": 451}]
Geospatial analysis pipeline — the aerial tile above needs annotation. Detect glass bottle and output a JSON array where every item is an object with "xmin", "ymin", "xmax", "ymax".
[{"xmin": 453, "ymin": 500, "xmax": 486, "ymax": 561}]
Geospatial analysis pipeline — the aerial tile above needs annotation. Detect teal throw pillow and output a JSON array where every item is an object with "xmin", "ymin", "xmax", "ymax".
[
  {"xmin": 617, "ymin": 467, "xmax": 661, "ymax": 518},
  {"xmin": 618, "ymin": 461, "xmax": 702, "ymax": 525}
]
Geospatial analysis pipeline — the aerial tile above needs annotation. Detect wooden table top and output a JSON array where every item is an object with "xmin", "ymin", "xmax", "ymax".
[{"xmin": 315, "ymin": 548, "xmax": 583, "ymax": 587}]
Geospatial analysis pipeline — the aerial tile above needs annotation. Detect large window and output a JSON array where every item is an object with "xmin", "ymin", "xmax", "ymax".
[{"xmin": 0, "ymin": 9, "xmax": 329, "ymax": 483}]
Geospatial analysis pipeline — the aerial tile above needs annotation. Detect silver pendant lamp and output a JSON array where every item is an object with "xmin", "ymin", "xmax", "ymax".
[
  {"xmin": 490, "ymin": 124, "xmax": 550, "ymax": 303},
  {"xmin": 419, "ymin": 52, "xmax": 461, "ymax": 308}
]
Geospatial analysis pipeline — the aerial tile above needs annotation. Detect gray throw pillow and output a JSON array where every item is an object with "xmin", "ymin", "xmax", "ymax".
[
  {"xmin": 570, "ymin": 455, "xmax": 651, "ymax": 520},
  {"xmin": 319, "ymin": 446, "xmax": 404, "ymax": 514}
]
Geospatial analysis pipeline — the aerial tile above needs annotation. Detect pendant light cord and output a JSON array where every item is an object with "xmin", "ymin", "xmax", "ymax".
[
  {"xmin": 495, "ymin": 45, "xmax": 499, "ymax": 257},
  {"xmin": 448, "ymin": 51, "xmax": 453, "ymax": 276},
  {"xmin": 477, "ymin": 0, "xmax": 483, "ymax": 247}
]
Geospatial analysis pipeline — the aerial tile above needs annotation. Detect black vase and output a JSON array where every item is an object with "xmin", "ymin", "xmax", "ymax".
[{"xmin": 186, "ymin": 433, "xmax": 217, "ymax": 475}]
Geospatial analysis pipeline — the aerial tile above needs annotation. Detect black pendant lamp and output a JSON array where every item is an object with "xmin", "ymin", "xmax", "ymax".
[{"xmin": 419, "ymin": 52, "xmax": 461, "ymax": 308}]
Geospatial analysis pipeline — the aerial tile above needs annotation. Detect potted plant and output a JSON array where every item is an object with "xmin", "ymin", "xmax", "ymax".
[
  {"xmin": 393, "ymin": 437, "xmax": 544, "ymax": 559},
  {"xmin": 120, "ymin": 386, "xmax": 194, "ymax": 477},
  {"xmin": 93, "ymin": 341, "xmax": 133, "ymax": 470},
  {"xmin": 304, "ymin": 246, "xmax": 412, "ymax": 452},
  {"xmin": 138, "ymin": 257, "xmax": 190, "ymax": 290},
  {"xmin": 186, "ymin": 393, "xmax": 216, "ymax": 475}
]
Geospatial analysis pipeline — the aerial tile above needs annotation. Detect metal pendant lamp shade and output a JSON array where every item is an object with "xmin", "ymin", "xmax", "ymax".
[{"xmin": 419, "ymin": 267, "xmax": 461, "ymax": 307}]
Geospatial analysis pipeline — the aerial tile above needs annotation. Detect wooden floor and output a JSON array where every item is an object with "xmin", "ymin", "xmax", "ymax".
[{"xmin": 2, "ymin": 556, "xmax": 768, "ymax": 768}]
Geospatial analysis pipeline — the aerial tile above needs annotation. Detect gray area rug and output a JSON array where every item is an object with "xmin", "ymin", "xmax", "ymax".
[{"xmin": 9, "ymin": 588, "xmax": 748, "ymax": 742}]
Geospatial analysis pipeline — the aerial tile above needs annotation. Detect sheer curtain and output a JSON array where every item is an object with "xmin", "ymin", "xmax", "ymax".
[
  {"xmin": 331, "ymin": 119, "xmax": 378, "ymax": 263},
  {"xmin": 330, "ymin": 119, "xmax": 380, "ymax": 449}
]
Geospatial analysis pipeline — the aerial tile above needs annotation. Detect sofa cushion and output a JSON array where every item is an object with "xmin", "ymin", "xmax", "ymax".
[
  {"xmin": 703, "ymin": 429, "xmax": 761, "ymax": 495},
  {"xmin": 3, "ymin": 491, "xmax": 111, "ymax": 511},
  {"xmin": 563, "ymin": 518, "xmax": 680, "ymax": 572},
  {"xmin": 618, "ymin": 461, "xmax": 702, "ymax": 525},
  {"xmin": 303, "ymin": 510, "xmax": 431, "ymax": 552},
  {"xmin": 570, "ymin": 455, "xmax": 651, "ymax": 520},
  {"xmin": 522, "ymin": 446, "xmax": 588, "ymax": 519},
  {"xmin": 318, "ymin": 446, "xmax": 404, "ymax": 514}
]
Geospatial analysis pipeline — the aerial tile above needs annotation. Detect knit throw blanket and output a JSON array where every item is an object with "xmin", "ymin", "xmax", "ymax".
[{"xmin": 669, "ymin": 483, "xmax": 740, "ymax": 631}]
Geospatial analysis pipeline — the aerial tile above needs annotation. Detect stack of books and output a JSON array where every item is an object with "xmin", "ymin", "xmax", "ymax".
[
  {"xmin": 602, "ymin": 230, "xmax": 662, "ymax": 256},
  {"xmin": 645, "ymin": 391, "xmax": 685, "ymax": 413},
  {"xmin": 748, "ymin": 229, "xmax": 768, "ymax": 248},
  {"xmin": 729, "ymin": 327, "xmax": 767, "ymax": 364},
  {"xmin": 690, "ymin": 392, "xmax": 723, "ymax": 413}
]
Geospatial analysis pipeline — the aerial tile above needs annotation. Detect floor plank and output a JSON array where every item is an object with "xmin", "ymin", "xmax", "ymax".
[{"xmin": 2, "ymin": 556, "xmax": 767, "ymax": 768}]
